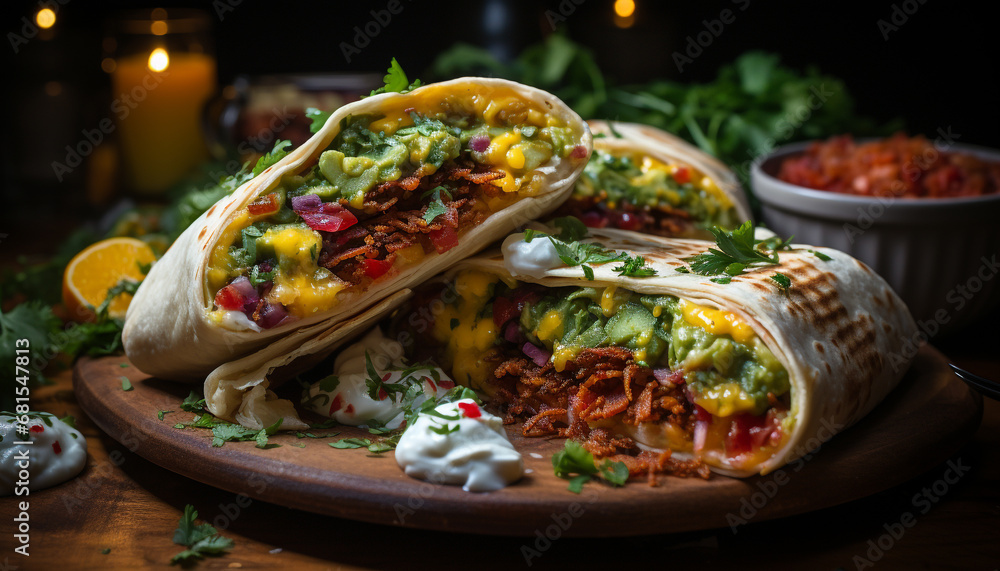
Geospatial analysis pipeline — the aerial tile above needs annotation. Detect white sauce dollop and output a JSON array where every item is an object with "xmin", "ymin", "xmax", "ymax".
[
  {"xmin": 395, "ymin": 399, "xmax": 524, "ymax": 492},
  {"xmin": 502, "ymin": 232, "xmax": 564, "ymax": 279},
  {"xmin": 0, "ymin": 412, "xmax": 87, "ymax": 496},
  {"xmin": 303, "ymin": 327, "xmax": 454, "ymax": 428}
]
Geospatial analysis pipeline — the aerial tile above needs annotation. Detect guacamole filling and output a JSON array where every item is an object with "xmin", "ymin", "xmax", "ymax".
[
  {"xmin": 206, "ymin": 86, "xmax": 586, "ymax": 329},
  {"xmin": 553, "ymin": 147, "xmax": 740, "ymax": 238},
  {"xmin": 392, "ymin": 270, "xmax": 792, "ymax": 474}
]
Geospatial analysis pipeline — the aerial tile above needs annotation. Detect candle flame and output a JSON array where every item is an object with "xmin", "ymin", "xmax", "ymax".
[
  {"xmin": 148, "ymin": 48, "xmax": 169, "ymax": 72},
  {"xmin": 614, "ymin": 0, "xmax": 635, "ymax": 18},
  {"xmin": 36, "ymin": 8, "xmax": 56, "ymax": 29}
]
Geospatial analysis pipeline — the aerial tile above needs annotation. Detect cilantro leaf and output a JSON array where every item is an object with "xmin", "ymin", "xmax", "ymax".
[
  {"xmin": 770, "ymin": 272, "xmax": 791, "ymax": 292},
  {"xmin": 548, "ymin": 237, "xmax": 627, "ymax": 278},
  {"xmin": 422, "ymin": 187, "xmax": 451, "ymax": 224},
  {"xmin": 305, "ymin": 108, "xmax": 333, "ymax": 134},
  {"xmin": 170, "ymin": 505, "xmax": 233, "ymax": 566},
  {"xmin": 612, "ymin": 254, "xmax": 657, "ymax": 277},
  {"xmin": 682, "ymin": 221, "xmax": 791, "ymax": 280},
  {"xmin": 210, "ymin": 424, "xmax": 256, "ymax": 447},
  {"xmin": 552, "ymin": 440, "xmax": 630, "ymax": 492},
  {"xmin": 329, "ymin": 438, "xmax": 371, "ymax": 449},
  {"xmin": 808, "ymin": 249, "xmax": 832, "ymax": 262},
  {"xmin": 251, "ymin": 140, "xmax": 291, "ymax": 177},
  {"xmin": 318, "ymin": 374, "xmax": 340, "ymax": 393},
  {"xmin": 363, "ymin": 351, "xmax": 407, "ymax": 401},
  {"xmin": 180, "ymin": 391, "xmax": 207, "ymax": 413},
  {"xmin": 120, "ymin": 377, "xmax": 133, "ymax": 391},
  {"xmin": 428, "ymin": 423, "xmax": 460, "ymax": 435},
  {"xmin": 552, "ymin": 216, "xmax": 589, "ymax": 242},
  {"xmin": 368, "ymin": 58, "xmax": 423, "ymax": 97}
]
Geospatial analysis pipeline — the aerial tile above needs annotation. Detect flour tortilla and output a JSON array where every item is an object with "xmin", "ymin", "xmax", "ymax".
[
  {"xmin": 457, "ymin": 227, "xmax": 916, "ymax": 476},
  {"xmin": 123, "ymin": 77, "xmax": 592, "ymax": 381},
  {"xmin": 586, "ymin": 120, "xmax": 751, "ymax": 223}
]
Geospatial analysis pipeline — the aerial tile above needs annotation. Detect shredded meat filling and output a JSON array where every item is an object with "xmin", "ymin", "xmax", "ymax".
[
  {"xmin": 489, "ymin": 346, "xmax": 710, "ymax": 482},
  {"xmin": 317, "ymin": 160, "xmax": 504, "ymax": 284},
  {"xmin": 553, "ymin": 196, "xmax": 698, "ymax": 238}
]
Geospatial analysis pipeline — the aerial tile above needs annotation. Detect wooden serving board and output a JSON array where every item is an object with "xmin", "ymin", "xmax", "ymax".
[{"xmin": 74, "ymin": 345, "xmax": 981, "ymax": 537}]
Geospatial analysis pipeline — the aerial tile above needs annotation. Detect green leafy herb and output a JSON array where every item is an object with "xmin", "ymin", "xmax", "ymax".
[
  {"xmin": 120, "ymin": 377, "xmax": 133, "ymax": 391},
  {"xmin": 681, "ymin": 221, "xmax": 793, "ymax": 282},
  {"xmin": 318, "ymin": 374, "xmax": 340, "ymax": 393},
  {"xmin": 119, "ymin": 362, "xmax": 130, "ymax": 368},
  {"xmin": 551, "ymin": 216, "xmax": 589, "ymax": 242},
  {"xmin": 60, "ymin": 415, "xmax": 76, "ymax": 428},
  {"xmin": 328, "ymin": 437, "xmax": 371, "ymax": 449},
  {"xmin": 809, "ymin": 249, "xmax": 833, "ymax": 262},
  {"xmin": 612, "ymin": 254, "xmax": 657, "ymax": 277},
  {"xmin": 305, "ymin": 107, "xmax": 333, "ymax": 134},
  {"xmin": 101, "ymin": 548, "xmax": 111, "ymax": 555},
  {"xmin": 428, "ymin": 423, "xmax": 460, "ymax": 435},
  {"xmin": 180, "ymin": 391, "xmax": 207, "ymax": 413},
  {"xmin": 251, "ymin": 140, "xmax": 291, "ymax": 177},
  {"xmin": 551, "ymin": 440, "xmax": 629, "ymax": 493},
  {"xmin": 170, "ymin": 505, "xmax": 234, "ymax": 566},
  {"xmin": 368, "ymin": 58, "xmax": 423, "ymax": 97},
  {"xmin": 710, "ymin": 277, "xmax": 732, "ymax": 285},
  {"xmin": 158, "ymin": 410, "xmax": 172, "ymax": 421},
  {"xmin": 210, "ymin": 419, "xmax": 283, "ymax": 448},
  {"xmin": 248, "ymin": 264, "xmax": 275, "ymax": 287},
  {"xmin": 422, "ymin": 186, "xmax": 451, "ymax": 224},
  {"xmin": 770, "ymin": 272, "xmax": 791, "ymax": 292}
]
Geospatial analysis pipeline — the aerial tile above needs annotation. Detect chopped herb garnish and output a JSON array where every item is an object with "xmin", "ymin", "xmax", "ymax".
[
  {"xmin": 612, "ymin": 254, "xmax": 657, "ymax": 277},
  {"xmin": 119, "ymin": 362, "xmax": 129, "ymax": 368},
  {"xmin": 328, "ymin": 437, "xmax": 371, "ymax": 449},
  {"xmin": 809, "ymin": 249, "xmax": 833, "ymax": 262},
  {"xmin": 552, "ymin": 440, "xmax": 629, "ymax": 493},
  {"xmin": 428, "ymin": 423, "xmax": 460, "ymax": 435},
  {"xmin": 710, "ymin": 277, "xmax": 732, "ymax": 284},
  {"xmin": 59, "ymin": 415, "xmax": 76, "ymax": 429},
  {"xmin": 305, "ymin": 107, "xmax": 332, "ymax": 134},
  {"xmin": 770, "ymin": 272, "xmax": 791, "ymax": 292},
  {"xmin": 367, "ymin": 57, "xmax": 423, "ymax": 98},
  {"xmin": 180, "ymin": 391, "xmax": 207, "ymax": 413},
  {"xmin": 101, "ymin": 548, "xmax": 111, "ymax": 555},
  {"xmin": 120, "ymin": 377, "xmax": 133, "ymax": 391},
  {"xmin": 251, "ymin": 140, "xmax": 291, "ymax": 177},
  {"xmin": 170, "ymin": 505, "xmax": 234, "ymax": 566},
  {"xmin": 681, "ymin": 221, "xmax": 792, "ymax": 282},
  {"xmin": 157, "ymin": 410, "xmax": 172, "ymax": 421},
  {"xmin": 422, "ymin": 186, "xmax": 451, "ymax": 224},
  {"xmin": 318, "ymin": 374, "xmax": 340, "ymax": 394}
]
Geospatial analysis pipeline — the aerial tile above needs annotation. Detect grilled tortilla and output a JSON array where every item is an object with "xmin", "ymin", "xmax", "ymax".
[
  {"xmin": 123, "ymin": 78, "xmax": 592, "ymax": 380},
  {"xmin": 388, "ymin": 227, "xmax": 917, "ymax": 476}
]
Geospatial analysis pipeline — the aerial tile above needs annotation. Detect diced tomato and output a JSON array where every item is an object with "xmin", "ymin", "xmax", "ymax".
[
  {"xmin": 492, "ymin": 296, "xmax": 518, "ymax": 328},
  {"xmin": 570, "ymin": 145, "xmax": 588, "ymax": 159},
  {"xmin": 30, "ymin": 424, "xmax": 44, "ymax": 433},
  {"xmin": 377, "ymin": 388, "xmax": 388, "ymax": 401},
  {"xmin": 214, "ymin": 284, "xmax": 244, "ymax": 311},
  {"xmin": 345, "ymin": 404, "xmax": 355, "ymax": 414},
  {"xmin": 579, "ymin": 211, "xmax": 607, "ymax": 228},
  {"xmin": 52, "ymin": 441, "xmax": 61, "ymax": 454},
  {"xmin": 436, "ymin": 379, "xmax": 455, "ymax": 389},
  {"xmin": 362, "ymin": 258, "xmax": 393, "ymax": 279},
  {"xmin": 511, "ymin": 287, "xmax": 541, "ymax": 307},
  {"xmin": 297, "ymin": 203, "xmax": 359, "ymax": 233},
  {"xmin": 328, "ymin": 394, "xmax": 343, "ymax": 414},
  {"xmin": 458, "ymin": 402, "xmax": 481, "ymax": 418},
  {"xmin": 693, "ymin": 404, "xmax": 711, "ymax": 423},
  {"xmin": 614, "ymin": 211, "xmax": 642, "ymax": 231},
  {"xmin": 725, "ymin": 413, "xmax": 767, "ymax": 455},
  {"xmin": 428, "ymin": 226, "xmax": 458, "ymax": 254},
  {"xmin": 247, "ymin": 193, "xmax": 280, "ymax": 216},
  {"xmin": 674, "ymin": 166, "xmax": 691, "ymax": 184}
]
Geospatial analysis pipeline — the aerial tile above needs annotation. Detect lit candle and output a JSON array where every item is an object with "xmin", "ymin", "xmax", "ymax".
[{"xmin": 112, "ymin": 47, "xmax": 216, "ymax": 195}]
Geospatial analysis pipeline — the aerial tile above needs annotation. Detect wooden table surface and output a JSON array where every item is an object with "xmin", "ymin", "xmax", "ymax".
[{"xmin": 3, "ymin": 325, "xmax": 999, "ymax": 570}]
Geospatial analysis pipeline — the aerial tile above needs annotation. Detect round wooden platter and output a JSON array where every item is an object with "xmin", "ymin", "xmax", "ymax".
[{"xmin": 74, "ymin": 345, "xmax": 981, "ymax": 537}]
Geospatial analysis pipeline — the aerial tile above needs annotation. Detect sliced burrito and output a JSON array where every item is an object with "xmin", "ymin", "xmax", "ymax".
[
  {"xmin": 385, "ymin": 224, "xmax": 917, "ymax": 476},
  {"xmin": 552, "ymin": 121, "xmax": 750, "ymax": 238},
  {"xmin": 123, "ymin": 78, "xmax": 592, "ymax": 380}
]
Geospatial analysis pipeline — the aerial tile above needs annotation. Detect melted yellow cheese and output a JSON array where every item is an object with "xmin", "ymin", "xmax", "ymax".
[
  {"xmin": 693, "ymin": 382, "xmax": 758, "ymax": 417},
  {"xmin": 431, "ymin": 270, "xmax": 502, "ymax": 391},
  {"xmin": 681, "ymin": 300, "xmax": 755, "ymax": 344},
  {"xmin": 535, "ymin": 310, "xmax": 564, "ymax": 343},
  {"xmin": 206, "ymin": 211, "xmax": 249, "ymax": 296}
]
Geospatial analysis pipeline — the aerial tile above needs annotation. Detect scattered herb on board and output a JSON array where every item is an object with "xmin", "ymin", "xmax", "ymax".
[
  {"xmin": 170, "ymin": 505, "xmax": 234, "ymax": 566},
  {"xmin": 120, "ymin": 377, "xmax": 133, "ymax": 391},
  {"xmin": 552, "ymin": 440, "xmax": 629, "ymax": 493}
]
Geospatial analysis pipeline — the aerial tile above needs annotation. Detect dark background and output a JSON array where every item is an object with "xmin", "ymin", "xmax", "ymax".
[{"xmin": 1, "ymin": 0, "xmax": 997, "ymax": 230}]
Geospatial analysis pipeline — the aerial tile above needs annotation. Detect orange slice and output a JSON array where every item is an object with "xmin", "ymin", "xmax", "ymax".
[{"xmin": 62, "ymin": 237, "xmax": 156, "ymax": 322}]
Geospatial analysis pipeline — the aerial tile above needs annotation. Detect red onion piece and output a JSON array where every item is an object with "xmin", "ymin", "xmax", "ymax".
[
  {"xmin": 228, "ymin": 276, "xmax": 260, "ymax": 314},
  {"xmin": 290, "ymin": 193, "xmax": 322, "ymax": 211},
  {"xmin": 503, "ymin": 321, "xmax": 525, "ymax": 344},
  {"xmin": 256, "ymin": 302, "xmax": 288, "ymax": 329},
  {"xmin": 470, "ymin": 134, "xmax": 490, "ymax": 153},
  {"xmin": 522, "ymin": 342, "xmax": 551, "ymax": 367},
  {"xmin": 571, "ymin": 145, "xmax": 588, "ymax": 159}
]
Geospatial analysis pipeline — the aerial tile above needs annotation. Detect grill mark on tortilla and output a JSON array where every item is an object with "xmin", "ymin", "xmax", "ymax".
[
  {"xmin": 813, "ymin": 341, "xmax": 825, "ymax": 354},
  {"xmin": 198, "ymin": 228, "xmax": 207, "ymax": 240},
  {"xmin": 207, "ymin": 205, "xmax": 217, "ymax": 216}
]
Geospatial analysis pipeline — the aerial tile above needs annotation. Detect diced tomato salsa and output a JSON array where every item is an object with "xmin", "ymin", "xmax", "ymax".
[{"xmin": 777, "ymin": 133, "xmax": 1000, "ymax": 198}]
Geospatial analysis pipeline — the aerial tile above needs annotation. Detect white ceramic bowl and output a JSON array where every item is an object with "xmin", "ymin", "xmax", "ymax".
[{"xmin": 752, "ymin": 141, "xmax": 1000, "ymax": 336}]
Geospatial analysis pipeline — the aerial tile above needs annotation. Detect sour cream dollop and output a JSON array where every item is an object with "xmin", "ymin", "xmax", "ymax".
[
  {"xmin": 0, "ymin": 412, "xmax": 87, "ymax": 496},
  {"xmin": 502, "ymin": 232, "xmax": 564, "ymax": 279},
  {"xmin": 303, "ymin": 327, "xmax": 454, "ymax": 428},
  {"xmin": 395, "ymin": 399, "xmax": 524, "ymax": 492}
]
